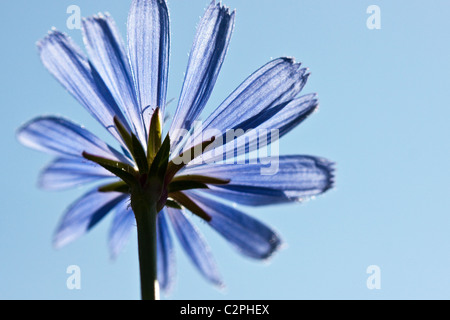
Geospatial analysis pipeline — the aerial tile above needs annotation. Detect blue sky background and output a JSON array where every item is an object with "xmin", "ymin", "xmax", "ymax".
[{"xmin": 1, "ymin": 0, "xmax": 450, "ymax": 300}]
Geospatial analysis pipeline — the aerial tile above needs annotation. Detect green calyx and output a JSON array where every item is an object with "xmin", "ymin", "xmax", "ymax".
[{"xmin": 84, "ymin": 107, "xmax": 229, "ymax": 221}]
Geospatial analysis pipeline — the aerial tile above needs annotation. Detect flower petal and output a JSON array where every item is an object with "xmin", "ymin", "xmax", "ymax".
[
  {"xmin": 200, "ymin": 185, "xmax": 291, "ymax": 207},
  {"xmin": 181, "ymin": 155, "xmax": 335, "ymax": 205},
  {"xmin": 82, "ymin": 14, "xmax": 146, "ymax": 144},
  {"xmin": 37, "ymin": 30, "xmax": 129, "ymax": 143},
  {"xmin": 193, "ymin": 57, "xmax": 309, "ymax": 142},
  {"xmin": 39, "ymin": 157, "xmax": 114, "ymax": 191},
  {"xmin": 108, "ymin": 198, "xmax": 135, "ymax": 260},
  {"xmin": 166, "ymin": 207, "xmax": 222, "ymax": 286},
  {"xmin": 17, "ymin": 116, "xmax": 129, "ymax": 163},
  {"xmin": 169, "ymin": 1, "xmax": 235, "ymax": 147},
  {"xmin": 235, "ymin": 93, "xmax": 319, "ymax": 137},
  {"xmin": 54, "ymin": 189, "xmax": 126, "ymax": 248},
  {"xmin": 127, "ymin": 0, "xmax": 170, "ymax": 127},
  {"xmin": 156, "ymin": 209, "xmax": 176, "ymax": 293},
  {"xmin": 200, "ymin": 93, "xmax": 319, "ymax": 163},
  {"xmin": 185, "ymin": 191, "xmax": 282, "ymax": 260}
]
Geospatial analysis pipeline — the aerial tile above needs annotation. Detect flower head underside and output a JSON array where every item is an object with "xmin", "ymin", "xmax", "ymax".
[{"xmin": 17, "ymin": 0, "xmax": 335, "ymax": 293}]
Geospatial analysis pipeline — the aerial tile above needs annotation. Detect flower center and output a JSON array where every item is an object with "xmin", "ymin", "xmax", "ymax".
[{"xmin": 83, "ymin": 107, "xmax": 229, "ymax": 221}]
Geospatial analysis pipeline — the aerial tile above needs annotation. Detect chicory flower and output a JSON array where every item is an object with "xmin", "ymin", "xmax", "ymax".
[{"xmin": 17, "ymin": 0, "xmax": 334, "ymax": 298}]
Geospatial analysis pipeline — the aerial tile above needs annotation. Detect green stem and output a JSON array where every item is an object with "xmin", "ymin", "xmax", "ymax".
[{"xmin": 132, "ymin": 198, "xmax": 159, "ymax": 300}]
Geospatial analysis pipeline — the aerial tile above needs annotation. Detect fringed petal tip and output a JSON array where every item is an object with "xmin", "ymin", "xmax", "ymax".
[
  {"xmin": 214, "ymin": 280, "xmax": 227, "ymax": 292},
  {"xmin": 296, "ymin": 157, "xmax": 336, "ymax": 203},
  {"xmin": 36, "ymin": 28, "xmax": 59, "ymax": 51},
  {"xmin": 248, "ymin": 230, "xmax": 284, "ymax": 263},
  {"xmin": 213, "ymin": 0, "xmax": 236, "ymax": 16},
  {"xmin": 295, "ymin": 156, "xmax": 336, "ymax": 200},
  {"xmin": 81, "ymin": 12, "xmax": 114, "ymax": 26},
  {"xmin": 91, "ymin": 11, "xmax": 112, "ymax": 19},
  {"xmin": 209, "ymin": 0, "xmax": 228, "ymax": 10},
  {"xmin": 203, "ymin": 1, "xmax": 236, "ymax": 37},
  {"xmin": 309, "ymin": 94, "xmax": 320, "ymax": 112},
  {"xmin": 36, "ymin": 29, "xmax": 73, "ymax": 52},
  {"xmin": 277, "ymin": 56, "xmax": 298, "ymax": 65},
  {"xmin": 276, "ymin": 57, "xmax": 311, "ymax": 81},
  {"xmin": 315, "ymin": 157, "xmax": 336, "ymax": 192},
  {"xmin": 272, "ymin": 57, "xmax": 305, "ymax": 73},
  {"xmin": 16, "ymin": 115, "xmax": 51, "ymax": 150},
  {"xmin": 264, "ymin": 232, "xmax": 284, "ymax": 260}
]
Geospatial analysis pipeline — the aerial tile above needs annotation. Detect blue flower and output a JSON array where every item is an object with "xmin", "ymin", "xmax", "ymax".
[{"xmin": 17, "ymin": 0, "xmax": 334, "ymax": 293}]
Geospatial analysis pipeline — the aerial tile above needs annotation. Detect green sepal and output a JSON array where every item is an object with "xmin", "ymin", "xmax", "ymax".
[
  {"xmin": 171, "ymin": 175, "xmax": 230, "ymax": 185},
  {"xmin": 114, "ymin": 116, "xmax": 149, "ymax": 174},
  {"xmin": 169, "ymin": 191, "xmax": 211, "ymax": 222},
  {"xmin": 82, "ymin": 152, "xmax": 137, "ymax": 186},
  {"xmin": 149, "ymin": 133, "xmax": 170, "ymax": 182},
  {"xmin": 166, "ymin": 137, "xmax": 216, "ymax": 183},
  {"xmin": 114, "ymin": 116, "xmax": 134, "ymax": 154},
  {"xmin": 98, "ymin": 180, "xmax": 129, "ymax": 193},
  {"xmin": 168, "ymin": 180, "xmax": 208, "ymax": 194},
  {"xmin": 147, "ymin": 107, "xmax": 162, "ymax": 164},
  {"xmin": 165, "ymin": 199, "xmax": 182, "ymax": 210},
  {"xmin": 132, "ymin": 133, "xmax": 149, "ymax": 174}
]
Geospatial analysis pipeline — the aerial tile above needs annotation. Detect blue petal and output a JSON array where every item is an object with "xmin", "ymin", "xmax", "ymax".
[
  {"xmin": 127, "ymin": 0, "xmax": 170, "ymax": 128},
  {"xmin": 181, "ymin": 155, "xmax": 335, "ymax": 206},
  {"xmin": 185, "ymin": 191, "xmax": 282, "ymax": 260},
  {"xmin": 156, "ymin": 209, "xmax": 176, "ymax": 293},
  {"xmin": 17, "ymin": 116, "xmax": 130, "ymax": 163},
  {"xmin": 54, "ymin": 189, "xmax": 127, "ymax": 248},
  {"xmin": 39, "ymin": 157, "xmax": 114, "ymax": 191},
  {"xmin": 235, "ymin": 93, "xmax": 318, "ymax": 137},
  {"xmin": 203, "ymin": 185, "xmax": 292, "ymax": 206},
  {"xmin": 82, "ymin": 14, "xmax": 146, "ymax": 144},
  {"xmin": 166, "ymin": 208, "xmax": 222, "ymax": 286},
  {"xmin": 193, "ymin": 57, "xmax": 309, "ymax": 143},
  {"xmin": 169, "ymin": 1, "xmax": 235, "ymax": 147},
  {"xmin": 200, "ymin": 93, "xmax": 319, "ymax": 163},
  {"xmin": 37, "ymin": 30, "xmax": 130, "ymax": 144},
  {"xmin": 108, "ymin": 198, "xmax": 135, "ymax": 260}
]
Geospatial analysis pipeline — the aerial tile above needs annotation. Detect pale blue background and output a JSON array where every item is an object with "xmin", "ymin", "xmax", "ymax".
[{"xmin": 1, "ymin": 0, "xmax": 449, "ymax": 300}]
